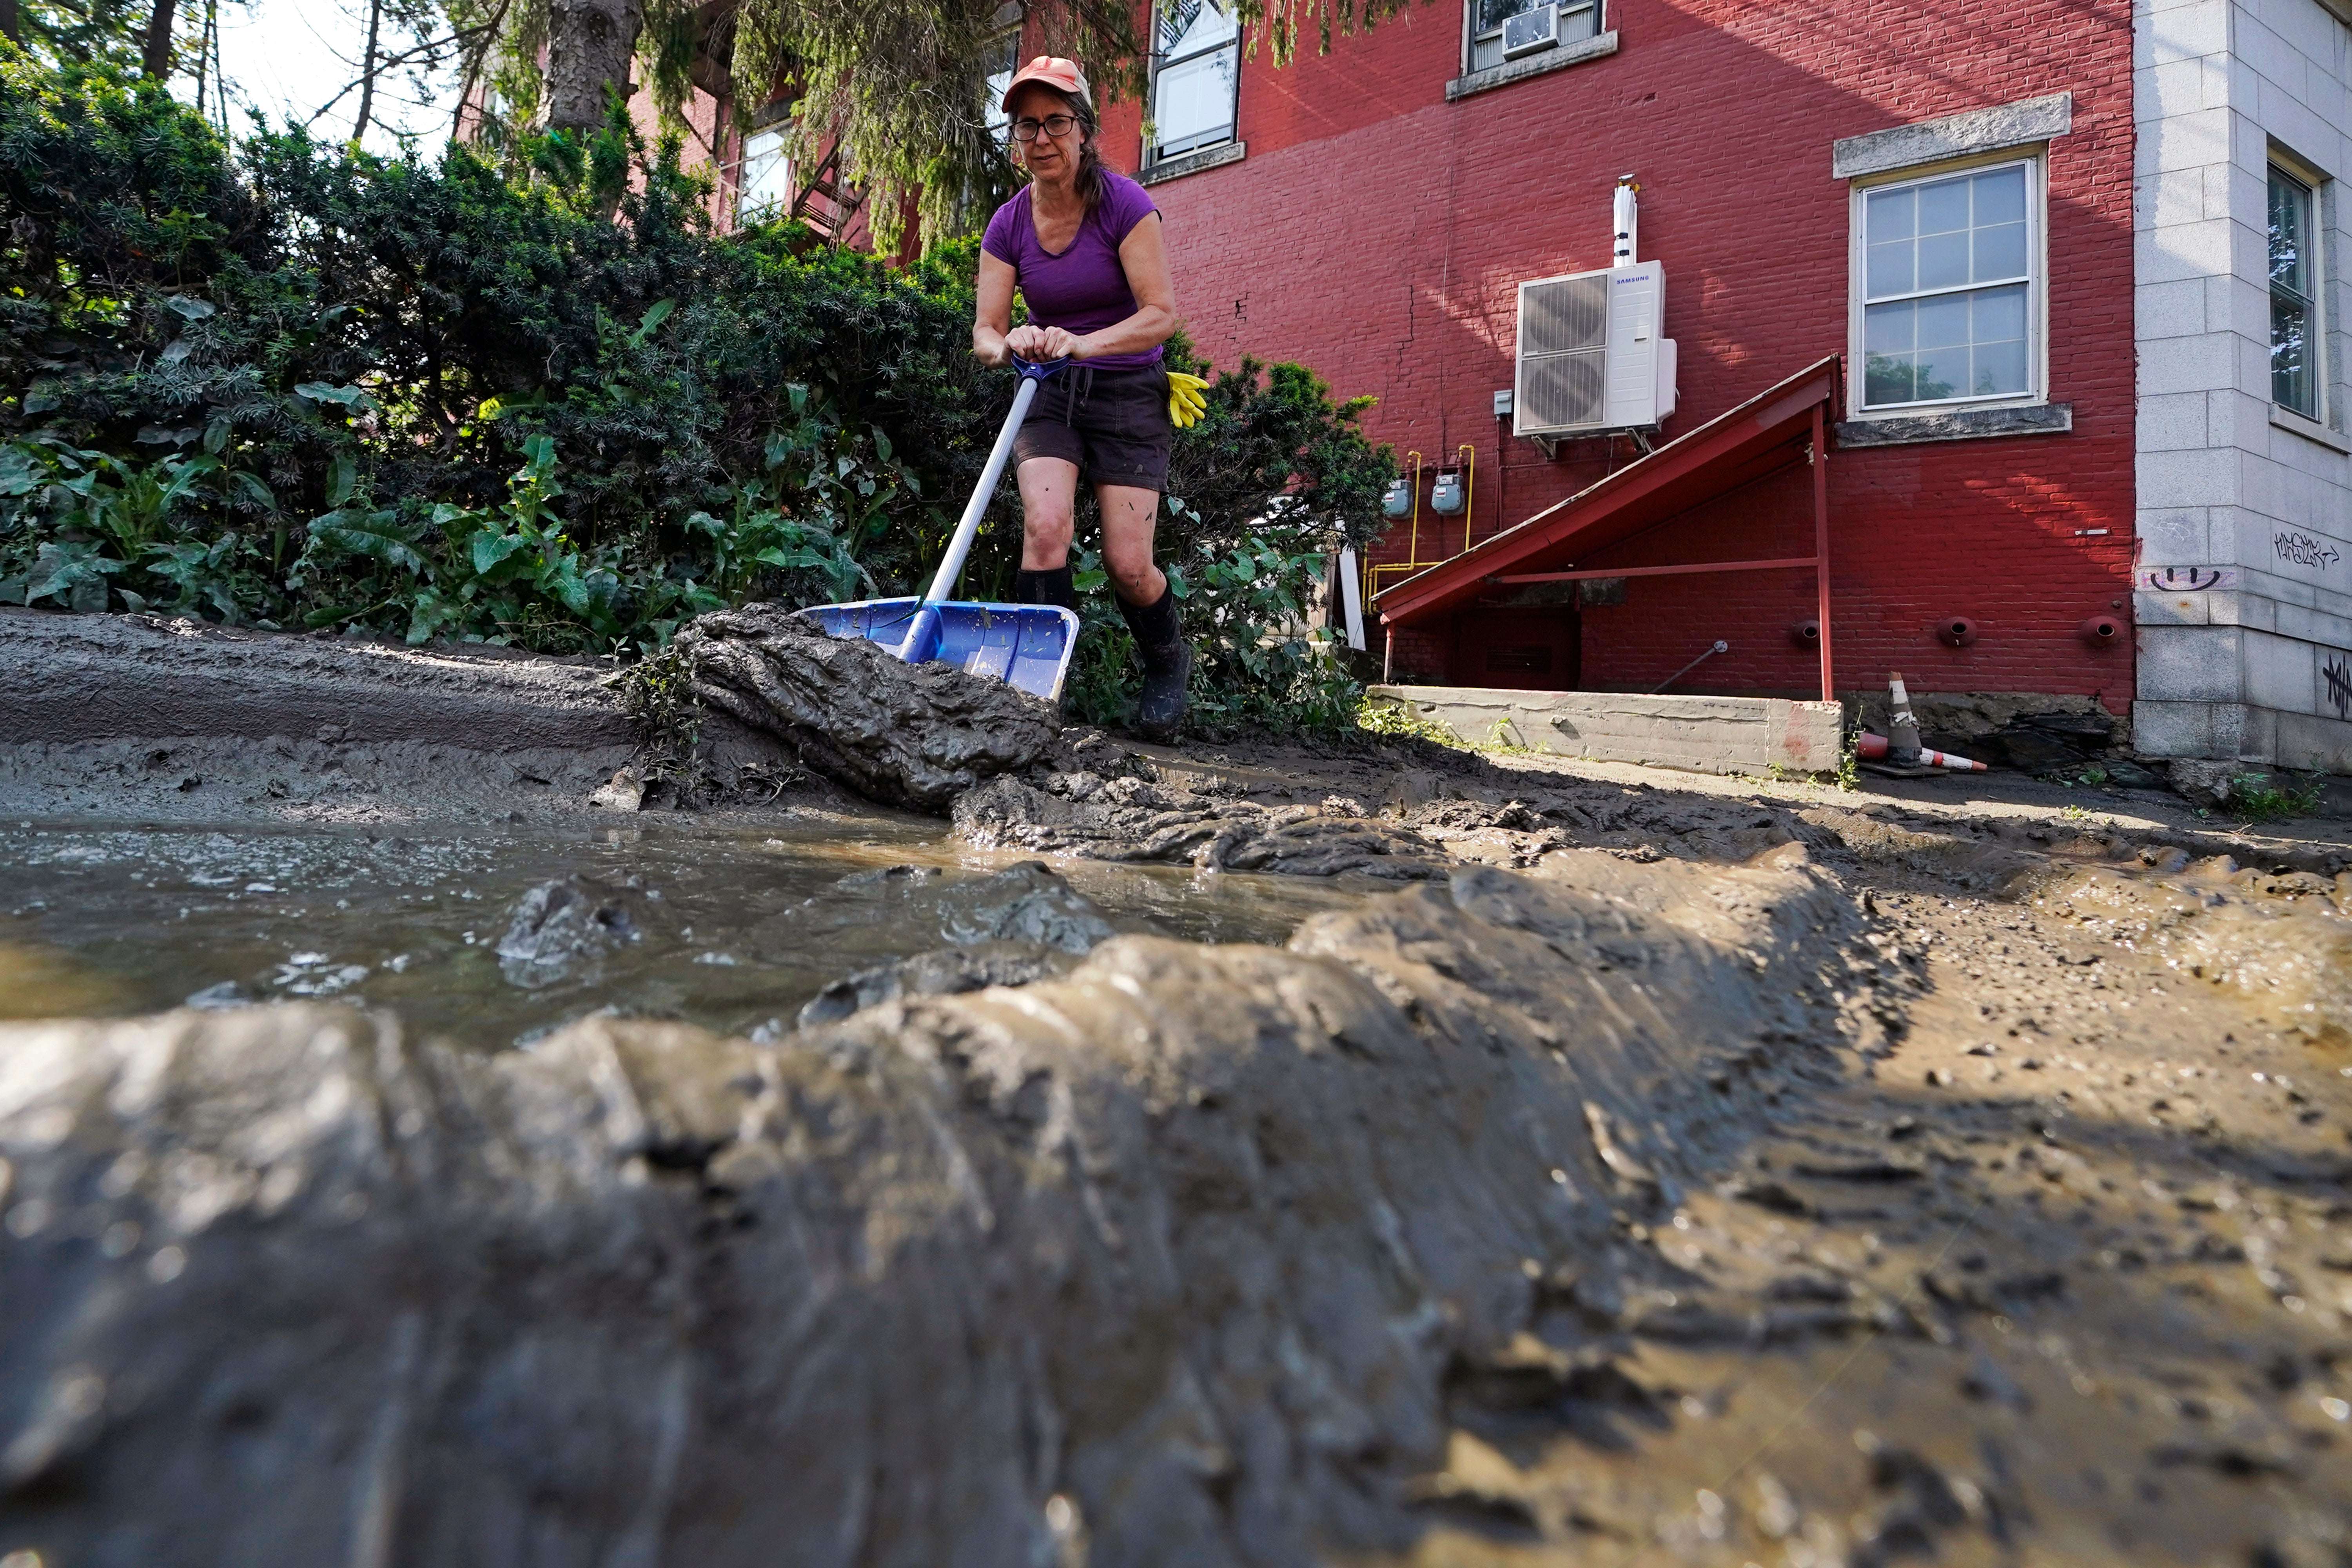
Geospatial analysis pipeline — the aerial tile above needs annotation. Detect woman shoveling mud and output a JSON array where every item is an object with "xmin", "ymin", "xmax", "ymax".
[{"xmin": 973, "ymin": 56, "xmax": 1205, "ymax": 739}]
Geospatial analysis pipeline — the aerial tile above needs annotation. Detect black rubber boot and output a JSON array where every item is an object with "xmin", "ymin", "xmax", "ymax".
[
  {"xmin": 1117, "ymin": 583, "xmax": 1191, "ymax": 741},
  {"xmin": 1013, "ymin": 564, "xmax": 1076, "ymax": 612}
]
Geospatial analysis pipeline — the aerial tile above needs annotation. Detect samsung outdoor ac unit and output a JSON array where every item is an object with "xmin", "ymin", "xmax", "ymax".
[
  {"xmin": 1512, "ymin": 260, "xmax": 1679, "ymax": 439},
  {"xmin": 1501, "ymin": 3, "xmax": 1559, "ymax": 58}
]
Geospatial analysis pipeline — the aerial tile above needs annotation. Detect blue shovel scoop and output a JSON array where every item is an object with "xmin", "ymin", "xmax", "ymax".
[{"xmin": 797, "ymin": 356, "xmax": 1080, "ymax": 701}]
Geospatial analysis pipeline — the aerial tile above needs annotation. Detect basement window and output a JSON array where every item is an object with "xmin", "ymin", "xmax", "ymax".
[
  {"xmin": 2269, "ymin": 162, "xmax": 2323, "ymax": 421},
  {"xmin": 1147, "ymin": 0, "xmax": 1240, "ymax": 165},
  {"xmin": 1851, "ymin": 156, "xmax": 2042, "ymax": 412},
  {"xmin": 1466, "ymin": 0, "xmax": 1599, "ymax": 74}
]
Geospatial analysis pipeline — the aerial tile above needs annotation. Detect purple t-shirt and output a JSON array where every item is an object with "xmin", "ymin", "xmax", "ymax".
[{"xmin": 981, "ymin": 172, "xmax": 1163, "ymax": 369}]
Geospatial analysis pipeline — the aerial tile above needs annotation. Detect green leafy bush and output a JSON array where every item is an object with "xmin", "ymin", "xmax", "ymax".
[{"xmin": 0, "ymin": 52, "xmax": 1392, "ymax": 730}]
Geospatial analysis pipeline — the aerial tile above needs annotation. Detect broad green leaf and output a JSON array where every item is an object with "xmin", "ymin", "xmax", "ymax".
[
  {"xmin": 294, "ymin": 382, "xmax": 374, "ymax": 410},
  {"xmin": 472, "ymin": 531, "xmax": 528, "ymax": 575},
  {"xmin": 626, "ymin": 298, "xmax": 676, "ymax": 348},
  {"xmin": 231, "ymin": 471, "xmax": 277, "ymax": 512},
  {"xmin": 311, "ymin": 509, "xmax": 425, "ymax": 574},
  {"xmin": 0, "ymin": 446, "xmax": 40, "ymax": 498},
  {"xmin": 326, "ymin": 453, "xmax": 358, "ymax": 507}
]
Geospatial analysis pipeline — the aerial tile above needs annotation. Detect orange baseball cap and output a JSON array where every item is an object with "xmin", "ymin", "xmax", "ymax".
[{"xmin": 1000, "ymin": 56, "xmax": 1092, "ymax": 109}]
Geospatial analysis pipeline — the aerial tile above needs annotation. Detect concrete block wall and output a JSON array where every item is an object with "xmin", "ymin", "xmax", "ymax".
[
  {"xmin": 1365, "ymin": 686, "xmax": 1847, "ymax": 776},
  {"xmin": 2134, "ymin": 0, "xmax": 2352, "ymax": 769}
]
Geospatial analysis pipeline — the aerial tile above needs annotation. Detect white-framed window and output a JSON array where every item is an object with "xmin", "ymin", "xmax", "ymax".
[
  {"xmin": 1465, "ymin": 0, "xmax": 1598, "ymax": 74},
  {"xmin": 2269, "ymin": 160, "xmax": 2324, "ymax": 422},
  {"xmin": 1851, "ymin": 154, "xmax": 2042, "ymax": 413},
  {"xmin": 737, "ymin": 121, "xmax": 794, "ymax": 224},
  {"xmin": 983, "ymin": 31, "xmax": 1022, "ymax": 145},
  {"xmin": 1147, "ymin": 0, "xmax": 1239, "ymax": 164}
]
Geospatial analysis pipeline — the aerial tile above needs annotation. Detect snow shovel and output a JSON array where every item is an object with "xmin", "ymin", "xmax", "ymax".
[{"xmin": 797, "ymin": 355, "xmax": 1080, "ymax": 701}]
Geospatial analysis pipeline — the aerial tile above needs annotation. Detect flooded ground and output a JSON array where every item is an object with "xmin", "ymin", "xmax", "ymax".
[{"xmin": 0, "ymin": 812, "xmax": 1361, "ymax": 1048}]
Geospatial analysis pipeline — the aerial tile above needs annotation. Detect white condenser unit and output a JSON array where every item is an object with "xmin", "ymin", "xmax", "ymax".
[{"xmin": 1512, "ymin": 260, "xmax": 1678, "ymax": 439}]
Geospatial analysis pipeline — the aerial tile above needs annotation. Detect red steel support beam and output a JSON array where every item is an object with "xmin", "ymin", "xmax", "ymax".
[
  {"xmin": 1489, "ymin": 555, "xmax": 1821, "ymax": 585},
  {"xmin": 1812, "ymin": 401, "xmax": 1833, "ymax": 704}
]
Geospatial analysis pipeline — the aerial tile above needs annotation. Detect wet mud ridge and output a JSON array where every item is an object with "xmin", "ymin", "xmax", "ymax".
[
  {"xmin": 0, "ymin": 848, "xmax": 1879, "ymax": 1563},
  {"xmin": 0, "ymin": 608, "xmax": 823, "ymax": 823}
]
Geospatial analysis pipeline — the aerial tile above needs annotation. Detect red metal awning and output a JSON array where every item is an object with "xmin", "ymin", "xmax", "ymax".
[{"xmin": 1371, "ymin": 355, "xmax": 1845, "ymax": 699}]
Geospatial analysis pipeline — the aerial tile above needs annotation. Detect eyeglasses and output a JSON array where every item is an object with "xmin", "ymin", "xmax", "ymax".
[{"xmin": 1010, "ymin": 114, "xmax": 1078, "ymax": 142}]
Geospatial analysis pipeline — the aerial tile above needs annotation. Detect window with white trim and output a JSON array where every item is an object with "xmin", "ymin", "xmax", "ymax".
[
  {"xmin": 1147, "ymin": 0, "xmax": 1238, "ymax": 164},
  {"xmin": 1853, "ymin": 156, "xmax": 2040, "ymax": 412},
  {"xmin": 737, "ymin": 122, "xmax": 794, "ymax": 224},
  {"xmin": 1466, "ymin": 0, "xmax": 1598, "ymax": 74},
  {"xmin": 983, "ymin": 31, "xmax": 1022, "ymax": 146},
  {"xmin": 2269, "ymin": 162, "xmax": 2323, "ymax": 421}
]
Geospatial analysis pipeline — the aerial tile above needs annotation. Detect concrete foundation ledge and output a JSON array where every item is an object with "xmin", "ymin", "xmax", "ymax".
[{"xmin": 1366, "ymin": 686, "xmax": 1846, "ymax": 777}]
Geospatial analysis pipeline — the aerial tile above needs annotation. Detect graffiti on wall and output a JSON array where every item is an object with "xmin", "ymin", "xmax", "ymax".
[
  {"xmin": 2275, "ymin": 532, "xmax": 2343, "ymax": 572},
  {"xmin": 2327, "ymin": 655, "xmax": 2352, "ymax": 721},
  {"xmin": 2138, "ymin": 566, "xmax": 2238, "ymax": 593}
]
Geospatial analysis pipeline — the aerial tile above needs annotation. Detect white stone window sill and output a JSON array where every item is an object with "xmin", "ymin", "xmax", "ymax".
[
  {"xmin": 1136, "ymin": 141, "xmax": 1245, "ymax": 187},
  {"xmin": 1833, "ymin": 401, "xmax": 2071, "ymax": 448},
  {"xmin": 2271, "ymin": 405, "xmax": 2352, "ymax": 455},
  {"xmin": 1446, "ymin": 31, "xmax": 1618, "ymax": 102}
]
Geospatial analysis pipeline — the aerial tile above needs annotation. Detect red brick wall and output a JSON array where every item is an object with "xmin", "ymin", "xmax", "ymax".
[{"xmin": 1094, "ymin": 0, "xmax": 2137, "ymax": 710}]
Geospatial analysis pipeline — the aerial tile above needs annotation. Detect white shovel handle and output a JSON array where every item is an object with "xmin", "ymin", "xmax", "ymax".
[{"xmin": 924, "ymin": 368, "xmax": 1054, "ymax": 605}]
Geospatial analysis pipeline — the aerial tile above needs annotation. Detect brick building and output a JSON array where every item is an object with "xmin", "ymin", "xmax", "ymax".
[{"xmin": 1089, "ymin": 0, "xmax": 2142, "ymax": 715}]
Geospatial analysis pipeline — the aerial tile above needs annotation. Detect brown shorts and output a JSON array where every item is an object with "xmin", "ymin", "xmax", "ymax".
[{"xmin": 1011, "ymin": 363, "xmax": 1173, "ymax": 491}]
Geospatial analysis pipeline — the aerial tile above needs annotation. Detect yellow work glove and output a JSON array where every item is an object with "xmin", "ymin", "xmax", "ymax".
[{"xmin": 1167, "ymin": 370, "xmax": 1209, "ymax": 429}]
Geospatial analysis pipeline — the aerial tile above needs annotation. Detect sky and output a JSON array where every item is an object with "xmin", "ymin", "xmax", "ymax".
[{"xmin": 182, "ymin": 0, "xmax": 465, "ymax": 157}]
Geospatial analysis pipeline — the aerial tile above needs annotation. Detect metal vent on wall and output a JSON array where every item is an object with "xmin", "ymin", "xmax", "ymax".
[
  {"xmin": 1515, "ymin": 272, "xmax": 1608, "ymax": 432},
  {"xmin": 1520, "ymin": 272, "xmax": 1607, "ymax": 355},
  {"xmin": 1518, "ymin": 352, "xmax": 1605, "ymax": 431}
]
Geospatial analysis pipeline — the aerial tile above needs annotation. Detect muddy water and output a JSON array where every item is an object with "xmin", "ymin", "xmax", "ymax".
[{"xmin": 0, "ymin": 811, "xmax": 1362, "ymax": 1046}]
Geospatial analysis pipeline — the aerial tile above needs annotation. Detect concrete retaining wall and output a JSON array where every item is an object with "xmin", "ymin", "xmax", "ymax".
[{"xmin": 1366, "ymin": 686, "xmax": 1846, "ymax": 777}]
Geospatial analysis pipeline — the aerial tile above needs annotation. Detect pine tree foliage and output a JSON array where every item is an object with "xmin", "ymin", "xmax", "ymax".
[{"xmin": 452, "ymin": 0, "xmax": 1424, "ymax": 248}]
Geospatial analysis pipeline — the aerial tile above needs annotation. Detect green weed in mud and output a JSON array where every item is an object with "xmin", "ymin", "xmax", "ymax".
[
  {"xmin": 0, "ymin": 56, "xmax": 1394, "ymax": 732},
  {"xmin": 1354, "ymin": 695, "xmax": 1470, "ymax": 750},
  {"xmin": 2229, "ymin": 771, "xmax": 2327, "ymax": 824},
  {"xmin": 612, "ymin": 643, "xmax": 706, "ymax": 798}
]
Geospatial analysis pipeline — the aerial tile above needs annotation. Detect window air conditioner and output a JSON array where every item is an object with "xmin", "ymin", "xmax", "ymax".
[
  {"xmin": 1501, "ymin": 3, "xmax": 1559, "ymax": 59},
  {"xmin": 1512, "ymin": 259, "xmax": 1678, "ymax": 439}
]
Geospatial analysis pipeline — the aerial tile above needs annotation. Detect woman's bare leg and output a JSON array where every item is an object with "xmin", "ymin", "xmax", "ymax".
[
  {"xmin": 1094, "ymin": 483, "xmax": 1166, "ymax": 605},
  {"xmin": 1016, "ymin": 457, "xmax": 1080, "ymax": 570}
]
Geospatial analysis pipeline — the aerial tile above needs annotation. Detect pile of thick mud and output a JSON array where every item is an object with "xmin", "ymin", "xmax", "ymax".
[
  {"xmin": 676, "ymin": 604, "xmax": 1065, "ymax": 811},
  {"xmin": 0, "ymin": 849, "xmax": 1881, "ymax": 1562}
]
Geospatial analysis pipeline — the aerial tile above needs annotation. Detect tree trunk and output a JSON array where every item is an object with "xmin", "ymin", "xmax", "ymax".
[
  {"xmin": 142, "ymin": 0, "xmax": 178, "ymax": 77},
  {"xmin": 541, "ymin": 0, "xmax": 643, "ymax": 132},
  {"xmin": 1, "ymin": 0, "xmax": 20, "ymax": 48},
  {"xmin": 350, "ymin": 0, "xmax": 383, "ymax": 145}
]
